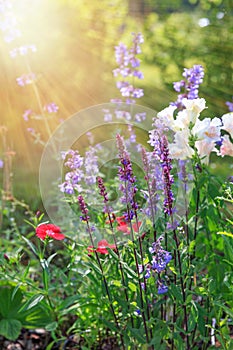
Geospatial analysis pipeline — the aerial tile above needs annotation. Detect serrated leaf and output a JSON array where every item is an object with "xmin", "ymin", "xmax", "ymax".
[
  {"xmin": 0, "ymin": 318, "xmax": 22, "ymax": 340},
  {"xmin": 0, "ymin": 287, "xmax": 23, "ymax": 318}
]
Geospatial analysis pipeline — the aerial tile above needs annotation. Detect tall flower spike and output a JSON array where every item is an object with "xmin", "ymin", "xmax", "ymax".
[
  {"xmin": 160, "ymin": 135, "xmax": 174, "ymax": 216},
  {"xmin": 116, "ymin": 134, "xmax": 138, "ymax": 221},
  {"xmin": 172, "ymin": 64, "xmax": 204, "ymax": 110},
  {"xmin": 112, "ymin": 32, "xmax": 144, "ymax": 104},
  {"xmin": 78, "ymin": 195, "xmax": 90, "ymax": 222}
]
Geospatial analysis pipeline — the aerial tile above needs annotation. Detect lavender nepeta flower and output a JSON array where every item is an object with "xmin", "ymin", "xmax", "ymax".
[
  {"xmin": 115, "ymin": 110, "xmax": 131, "ymax": 121},
  {"xmin": 135, "ymin": 112, "xmax": 146, "ymax": 123},
  {"xmin": 16, "ymin": 73, "xmax": 36, "ymax": 86},
  {"xmin": 172, "ymin": 64, "xmax": 204, "ymax": 110},
  {"xmin": 22, "ymin": 109, "xmax": 33, "ymax": 121},
  {"xmin": 27, "ymin": 127, "xmax": 35, "ymax": 134},
  {"xmin": 10, "ymin": 44, "xmax": 37, "ymax": 58},
  {"xmin": 103, "ymin": 109, "xmax": 112, "ymax": 122},
  {"xmin": 113, "ymin": 32, "xmax": 144, "ymax": 104},
  {"xmin": 59, "ymin": 150, "xmax": 84, "ymax": 194},
  {"xmin": 226, "ymin": 97, "xmax": 233, "ymax": 112},
  {"xmin": 44, "ymin": 102, "xmax": 59, "ymax": 113},
  {"xmin": 158, "ymin": 283, "xmax": 168, "ymax": 294},
  {"xmin": 84, "ymin": 147, "xmax": 99, "ymax": 185},
  {"xmin": 145, "ymin": 268, "xmax": 151, "ymax": 279},
  {"xmin": 150, "ymin": 237, "xmax": 172, "ymax": 273},
  {"xmin": 0, "ymin": 159, "xmax": 4, "ymax": 168}
]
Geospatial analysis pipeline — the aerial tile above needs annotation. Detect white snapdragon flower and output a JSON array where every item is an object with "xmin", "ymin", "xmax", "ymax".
[
  {"xmin": 156, "ymin": 105, "xmax": 177, "ymax": 129},
  {"xmin": 193, "ymin": 117, "xmax": 221, "ymax": 160},
  {"xmin": 173, "ymin": 98, "xmax": 206, "ymax": 131},
  {"xmin": 219, "ymin": 135, "xmax": 233, "ymax": 157},
  {"xmin": 169, "ymin": 129, "xmax": 194, "ymax": 159},
  {"xmin": 221, "ymin": 112, "xmax": 233, "ymax": 137}
]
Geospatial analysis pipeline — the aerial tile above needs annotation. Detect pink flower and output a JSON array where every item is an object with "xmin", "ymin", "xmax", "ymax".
[
  {"xmin": 105, "ymin": 215, "xmax": 142, "ymax": 234},
  {"xmin": 88, "ymin": 239, "xmax": 116, "ymax": 255},
  {"xmin": 116, "ymin": 216, "xmax": 141, "ymax": 234},
  {"xmin": 36, "ymin": 223, "xmax": 65, "ymax": 241},
  {"xmin": 219, "ymin": 135, "xmax": 233, "ymax": 157}
]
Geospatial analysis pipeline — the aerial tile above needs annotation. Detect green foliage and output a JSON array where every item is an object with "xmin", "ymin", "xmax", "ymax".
[{"xmin": 0, "ymin": 286, "xmax": 52, "ymax": 340}]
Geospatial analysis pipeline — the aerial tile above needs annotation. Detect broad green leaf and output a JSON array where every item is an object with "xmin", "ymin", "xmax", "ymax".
[
  {"xmin": 0, "ymin": 287, "xmax": 23, "ymax": 318},
  {"xmin": 0, "ymin": 318, "xmax": 22, "ymax": 340}
]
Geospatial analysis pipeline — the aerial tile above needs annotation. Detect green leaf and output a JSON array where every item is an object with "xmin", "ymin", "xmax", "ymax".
[
  {"xmin": 45, "ymin": 321, "xmax": 58, "ymax": 332},
  {"xmin": 57, "ymin": 295, "xmax": 81, "ymax": 311},
  {"xmin": 217, "ymin": 231, "xmax": 233, "ymax": 239},
  {"xmin": 128, "ymin": 327, "xmax": 146, "ymax": 343},
  {"xmin": 122, "ymin": 263, "xmax": 137, "ymax": 278},
  {"xmin": 0, "ymin": 319, "xmax": 22, "ymax": 340},
  {"xmin": 128, "ymin": 282, "xmax": 137, "ymax": 292},
  {"xmin": 214, "ymin": 302, "xmax": 233, "ymax": 319},
  {"xmin": 222, "ymin": 236, "xmax": 233, "ymax": 263},
  {"xmin": 47, "ymin": 253, "xmax": 58, "ymax": 265},
  {"xmin": 88, "ymin": 261, "xmax": 102, "ymax": 276},
  {"xmin": 101, "ymin": 318, "xmax": 118, "ymax": 332},
  {"xmin": 0, "ymin": 286, "xmax": 23, "ymax": 318},
  {"xmin": 169, "ymin": 283, "xmax": 183, "ymax": 302},
  {"xmin": 106, "ymin": 247, "xmax": 119, "ymax": 260},
  {"xmin": 19, "ymin": 294, "xmax": 45, "ymax": 312},
  {"xmin": 21, "ymin": 236, "xmax": 38, "ymax": 256}
]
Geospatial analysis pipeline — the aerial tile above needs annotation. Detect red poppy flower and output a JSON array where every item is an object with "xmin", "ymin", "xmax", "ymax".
[
  {"xmin": 88, "ymin": 239, "xmax": 116, "ymax": 255},
  {"xmin": 36, "ymin": 223, "xmax": 65, "ymax": 241}
]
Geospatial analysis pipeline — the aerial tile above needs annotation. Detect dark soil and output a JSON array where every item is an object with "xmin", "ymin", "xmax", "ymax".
[{"xmin": 0, "ymin": 329, "xmax": 120, "ymax": 350}]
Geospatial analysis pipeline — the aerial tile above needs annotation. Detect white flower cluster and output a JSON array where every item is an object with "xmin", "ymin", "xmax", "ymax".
[{"xmin": 154, "ymin": 98, "xmax": 233, "ymax": 162}]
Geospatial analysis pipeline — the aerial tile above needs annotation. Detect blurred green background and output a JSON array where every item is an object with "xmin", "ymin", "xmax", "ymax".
[{"xmin": 0, "ymin": 0, "xmax": 232, "ymax": 209}]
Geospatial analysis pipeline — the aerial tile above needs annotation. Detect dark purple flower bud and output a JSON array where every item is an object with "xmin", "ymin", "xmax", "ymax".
[
  {"xmin": 97, "ymin": 176, "xmax": 108, "ymax": 203},
  {"xmin": 78, "ymin": 195, "xmax": 90, "ymax": 222}
]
